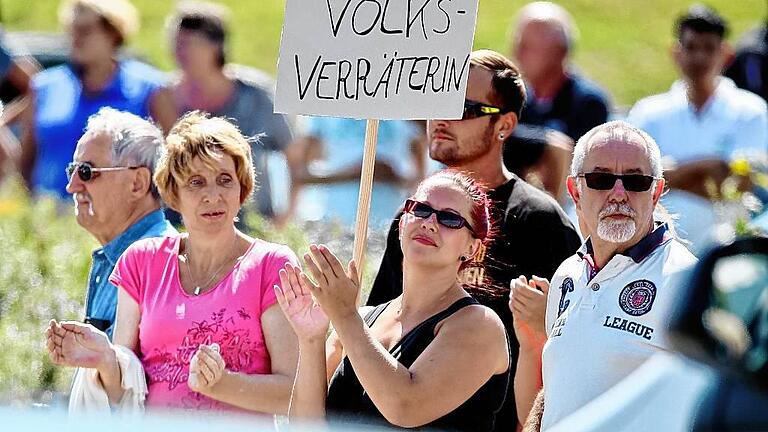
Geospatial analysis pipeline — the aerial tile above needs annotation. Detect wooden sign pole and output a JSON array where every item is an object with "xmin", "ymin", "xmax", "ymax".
[{"xmin": 352, "ymin": 118, "xmax": 379, "ymax": 302}]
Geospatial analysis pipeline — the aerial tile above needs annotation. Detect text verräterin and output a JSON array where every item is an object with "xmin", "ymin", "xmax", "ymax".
[{"xmin": 294, "ymin": 52, "xmax": 470, "ymax": 101}]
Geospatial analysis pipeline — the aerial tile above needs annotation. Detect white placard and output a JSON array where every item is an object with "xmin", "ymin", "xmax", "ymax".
[{"xmin": 275, "ymin": 0, "xmax": 479, "ymax": 120}]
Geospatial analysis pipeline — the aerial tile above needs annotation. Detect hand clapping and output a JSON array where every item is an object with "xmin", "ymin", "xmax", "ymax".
[{"xmin": 275, "ymin": 244, "xmax": 360, "ymax": 339}]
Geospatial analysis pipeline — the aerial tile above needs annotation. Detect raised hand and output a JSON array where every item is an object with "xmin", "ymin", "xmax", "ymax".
[
  {"xmin": 276, "ymin": 262, "xmax": 330, "ymax": 342},
  {"xmin": 45, "ymin": 319, "xmax": 112, "ymax": 369},
  {"xmin": 509, "ymin": 276, "xmax": 549, "ymax": 348},
  {"xmin": 188, "ymin": 343, "xmax": 226, "ymax": 394},
  {"xmin": 302, "ymin": 244, "xmax": 360, "ymax": 322}
]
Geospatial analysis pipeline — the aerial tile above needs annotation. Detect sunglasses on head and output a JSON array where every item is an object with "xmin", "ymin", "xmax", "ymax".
[
  {"xmin": 462, "ymin": 99, "xmax": 507, "ymax": 120},
  {"xmin": 66, "ymin": 161, "xmax": 141, "ymax": 182},
  {"xmin": 404, "ymin": 199, "xmax": 475, "ymax": 234},
  {"xmin": 577, "ymin": 172, "xmax": 657, "ymax": 192}
]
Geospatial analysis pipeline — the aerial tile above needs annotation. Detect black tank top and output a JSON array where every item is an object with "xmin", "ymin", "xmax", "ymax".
[{"xmin": 326, "ymin": 297, "xmax": 511, "ymax": 431}]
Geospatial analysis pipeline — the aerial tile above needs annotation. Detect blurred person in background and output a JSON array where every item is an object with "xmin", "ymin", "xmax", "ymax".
[
  {"xmin": 65, "ymin": 108, "xmax": 176, "ymax": 339},
  {"xmin": 505, "ymin": 1, "xmax": 610, "ymax": 210},
  {"xmin": 627, "ymin": 4, "xmax": 768, "ymax": 254},
  {"xmin": 46, "ymin": 112, "xmax": 299, "ymax": 414},
  {"xmin": 19, "ymin": 0, "xmax": 177, "ymax": 199},
  {"xmin": 285, "ymin": 118, "xmax": 426, "ymax": 228},
  {"xmin": 0, "ymin": 29, "xmax": 38, "ymax": 183},
  {"xmin": 725, "ymin": 2, "xmax": 768, "ymax": 102},
  {"xmin": 167, "ymin": 1, "xmax": 294, "ymax": 221}
]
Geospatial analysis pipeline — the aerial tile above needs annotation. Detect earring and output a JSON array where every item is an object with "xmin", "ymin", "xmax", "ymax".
[
  {"xmin": 498, "ymin": 133, "xmax": 505, "ymax": 140},
  {"xmin": 459, "ymin": 255, "xmax": 468, "ymax": 262}
]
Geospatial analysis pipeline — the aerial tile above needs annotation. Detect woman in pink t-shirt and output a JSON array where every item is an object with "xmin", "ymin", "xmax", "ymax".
[{"xmin": 46, "ymin": 112, "xmax": 299, "ymax": 415}]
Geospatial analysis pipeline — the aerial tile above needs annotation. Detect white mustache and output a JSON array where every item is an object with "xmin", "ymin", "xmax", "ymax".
[
  {"xmin": 599, "ymin": 202, "xmax": 636, "ymax": 218},
  {"xmin": 73, "ymin": 192, "xmax": 95, "ymax": 217}
]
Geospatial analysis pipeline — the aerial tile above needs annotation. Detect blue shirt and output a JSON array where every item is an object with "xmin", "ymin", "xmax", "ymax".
[
  {"xmin": 32, "ymin": 60, "xmax": 166, "ymax": 198},
  {"xmin": 85, "ymin": 209, "xmax": 177, "ymax": 339},
  {"xmin": 0, "ymin": 41, "xmax": 11, "ymax": 77}
]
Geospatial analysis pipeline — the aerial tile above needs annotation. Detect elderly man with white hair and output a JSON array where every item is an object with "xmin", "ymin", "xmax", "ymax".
[
  {"xmin": 64, "ymin": 107, "xmax": 177, "ymax": 339},
  {"xmin": 509, "ymin": 121, "xmax": 697, "ymax": 431}
]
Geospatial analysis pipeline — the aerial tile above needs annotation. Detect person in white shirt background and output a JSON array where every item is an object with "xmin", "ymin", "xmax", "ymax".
[
  {"xmin": 510, "ymin": 121, "xmax": 698, "ymax": 431},
  {"xmin": 626, "ymin": 4, "xmax": 768, "ymax": 254}
]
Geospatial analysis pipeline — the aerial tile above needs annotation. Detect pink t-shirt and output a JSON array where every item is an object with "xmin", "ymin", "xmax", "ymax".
[{"xmin": 109, "ymin": 234, "xmax": 298, "ymax": 412}]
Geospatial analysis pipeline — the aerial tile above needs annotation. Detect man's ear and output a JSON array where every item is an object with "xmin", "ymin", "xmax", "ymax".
[
  {"xmin": 131, "ymin": 167, "xmax": 152, "ymax": 198},
  {"xmin": 496, "ymin": 112, "xmax": 518, "ymax": 140},
  {"xmin": 566, "ymin": 176, "xmax": 581, "ymax": 210},
  {"xmin": 652, "ymin": 178, "xmax": 665, "ymax": 205}
]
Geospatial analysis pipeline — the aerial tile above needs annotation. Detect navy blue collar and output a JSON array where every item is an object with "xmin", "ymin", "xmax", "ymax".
[
  {"xmin": 99, "ymin": 209, "xmax": 167, "ymax": 264},
  {"xmin": 577, "ymin": 222, "xmax": 672, "ymax": 264}
]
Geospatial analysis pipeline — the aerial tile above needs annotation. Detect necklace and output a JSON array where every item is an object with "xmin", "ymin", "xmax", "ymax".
[{"xmin": 182, "ymin": 238, "xmax": 239, "ymax": 296}]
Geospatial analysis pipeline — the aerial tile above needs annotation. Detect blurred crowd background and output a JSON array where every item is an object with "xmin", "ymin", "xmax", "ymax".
[{"xmin": 0, "ymin": 0, "xmax": 766, "ymax": 407}]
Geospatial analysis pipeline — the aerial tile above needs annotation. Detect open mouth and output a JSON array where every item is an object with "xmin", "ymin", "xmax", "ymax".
[{"xmin": 201, "ymin": 211, "xmax": 226, "ymax": 220}]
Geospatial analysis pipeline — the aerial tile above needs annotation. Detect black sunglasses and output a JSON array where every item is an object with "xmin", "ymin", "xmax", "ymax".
[
  {"xmin": 404, "ymin": 199, "xmax": 475, "ymax": 234},
  {"xmin": 463, "ymin": 99, "xmax": 506, "ymax": 120},
  {"xmin": 577, "ymin": 172, "xmax": 658, "ymax": 192},
  {"xmin": 66, "ymin": 161, "xmax": 140, "ymax": 182}
]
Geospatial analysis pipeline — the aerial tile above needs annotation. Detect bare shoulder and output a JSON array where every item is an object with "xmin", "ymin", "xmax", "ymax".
[{"xmin": 438, "ymin": 303, "xmax": 506, "ymax": 341}]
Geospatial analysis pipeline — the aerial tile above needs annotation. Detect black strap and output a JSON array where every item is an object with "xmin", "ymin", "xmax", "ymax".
[{"xmin": 363, "ymin": 301, "xmax": 391, "ymax": 326}]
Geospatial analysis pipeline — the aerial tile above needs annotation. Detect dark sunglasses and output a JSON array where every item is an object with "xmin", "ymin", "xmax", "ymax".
[
  {"xmin": 66, "ymin": 161, "xmax": 140, "ymax": 182},
  {"xmin": 404, "ymin": 199, "xmax": 475, "ymax": 234},
  {"xmin": 577, "ymin": 172, "xmax": 658, "ymax": 192},
  {"xmin": 463, "ymin": 99, "xmax": 506, "ymax": 120}
]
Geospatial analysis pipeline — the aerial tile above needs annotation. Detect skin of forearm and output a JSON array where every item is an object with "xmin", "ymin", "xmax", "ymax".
[
  {"xmin": 201, "ymin": 370, "xmax": 295, "ymax": 414},
  {"xmin": 289, "ymin": 338, "xmax": 329, "ymax": 419},
  {"xmin": 514, "ymin": 345, "xmax": 544, "ymax": 426},
  {"xmin": 96, "ymin": 345, "xmax": 125, "ymax": 404}
]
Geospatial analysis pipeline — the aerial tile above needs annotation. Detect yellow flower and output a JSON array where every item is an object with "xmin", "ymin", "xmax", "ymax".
[
  {"xmin": 730, "ymin": 158, "xmax": 751, "ymax": 177},
  {"xmin": 0, "ymin": 198, "xmax": 22, "ymax": 216}
]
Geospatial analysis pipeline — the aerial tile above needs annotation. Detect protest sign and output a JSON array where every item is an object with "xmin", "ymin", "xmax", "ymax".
[
  {"xmin": 276, "ymin": 0, "xmax": 479, "ymax": 119},
  {"xmin": 275, "ymin": 0, "xmax": 478, "ymax": 289}
]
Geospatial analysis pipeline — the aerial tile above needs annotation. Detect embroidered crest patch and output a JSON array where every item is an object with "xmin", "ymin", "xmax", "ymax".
[{"xmin": 619, "ymin": 279, "xmax": 657, "ymax": 316}]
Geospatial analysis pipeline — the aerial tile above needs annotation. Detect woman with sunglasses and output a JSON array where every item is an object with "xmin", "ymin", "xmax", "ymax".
[
  {"xmin": 46, "ymin": 112, "xmax": 299, "ymax": 415},
  {"xmin": 276, "ymin": 170, "xmax": 510, "ymax": 430}
]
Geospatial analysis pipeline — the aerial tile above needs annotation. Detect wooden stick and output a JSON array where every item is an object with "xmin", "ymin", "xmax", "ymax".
[{"xmin": 353, "ymin": 119, "xmax": 379, "ymax": 303}]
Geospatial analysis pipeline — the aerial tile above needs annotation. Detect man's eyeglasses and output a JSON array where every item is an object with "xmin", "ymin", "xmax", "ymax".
[
  {"xmin": 577, "ymin": 172, "xmax": 658, "ymax": 192},
  {"xmin": 404, "ymin": 199, "xmax": 475, "ymax": 234},
  {"xmin": 66, "ymin": 162, "xmax": 140, "ymax": 182},
  {"xmin": 463, "ymin": 100, "xmax": 507, "ymax": 120}
]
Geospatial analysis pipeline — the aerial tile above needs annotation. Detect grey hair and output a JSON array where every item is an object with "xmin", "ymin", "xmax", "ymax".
[
  {"xmin": 83, "ymin": 107, "xmax": 165, "ymax": 199},
  {"xmin": 514, "ymin": 1, "xmax": 579, "ymax": 53},
  {"xmin": 570, "ymin": 120, "xmax": 663, "ymax": 179}
]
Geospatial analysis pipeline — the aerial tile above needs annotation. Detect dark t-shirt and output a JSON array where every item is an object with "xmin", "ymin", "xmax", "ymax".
[
  {"xmin": 521, "ymin": 73, "xmax": 610, "ymax": 141},
  {"xmin": 725, "ymin": 25, "xmax": 768, "ymax": 102},
  {"xmin": 366, "ymin": 174, "xmax": 582, "ymax": 430}
]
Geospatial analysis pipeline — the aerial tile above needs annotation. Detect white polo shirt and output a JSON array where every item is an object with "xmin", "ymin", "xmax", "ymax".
[
  {"xmin": 626, "ymin": 77, "xmax": 768, "ymax": 253},
  {"xmin": 541, "ymin": 224, "xmax": 697, "ymax": 430}
]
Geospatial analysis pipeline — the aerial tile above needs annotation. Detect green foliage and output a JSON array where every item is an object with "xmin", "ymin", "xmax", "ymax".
[
  {"xmin": 0, "ymin": 180, "xmax": 91, "ymax": 403},
  {"xmin": 2, "ymin": 0, "xmax": 763, "ymax": 106}
]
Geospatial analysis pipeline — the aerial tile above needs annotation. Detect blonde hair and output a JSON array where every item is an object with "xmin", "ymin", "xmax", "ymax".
[
  {"xmin": 154, "ymin": 111, "xmax": 256, "ymax": 210},
  {"xmin": 59, "ymin": 0, "xmax": 140, "ymax": 45}
]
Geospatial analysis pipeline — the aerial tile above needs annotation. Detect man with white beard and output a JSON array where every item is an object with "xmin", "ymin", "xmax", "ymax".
[
  {"xmin": 509, "ymin": 121, "xmax": 697, "ymax": 430},
  {"xmin": 64, "ymin": 108, "xmax": 177, "ymax": 339}
]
